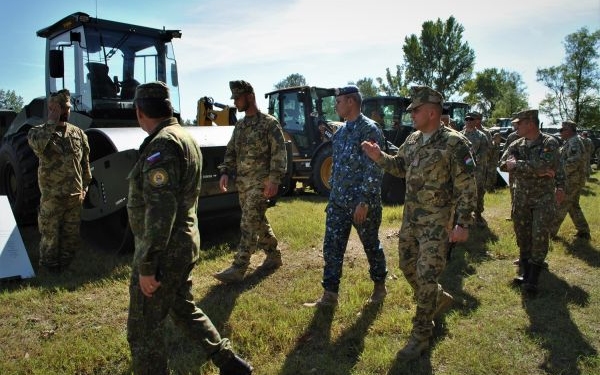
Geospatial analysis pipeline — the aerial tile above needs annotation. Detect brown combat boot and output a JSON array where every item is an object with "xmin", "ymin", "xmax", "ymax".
[
  {"xmin": 397, "ymin": 335, "xmax": 429, "ymax": 360},
  {"xmin": 303, "ymin": 290, "xmax": 338, "ymax": 307},
  {"xmin": 367, "ymin": 282, "xmax": 387, "ymax": 304},
  {"xmin": 213, "ymin": 265, "xmax": 247, "ymax": 284},
  {"xmin": 259, "ymin": 251, "xmax": 282, "ymax": 270}
]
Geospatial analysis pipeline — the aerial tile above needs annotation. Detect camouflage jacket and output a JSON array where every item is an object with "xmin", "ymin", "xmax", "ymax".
[
  {"xmin": 460, "ymin": 128, "xmax": 489, "ymax": 176},
  {"xmin": 127, "ymin": 118, "xmax": 202, "ymax": 276},
  {"xmin": 560, "ymin": 135, "xmax": 587, "ymax": 186},
  {"xmin": 499, "ymin": 132, "xmax": 565, "ymax": 199},
  {"xmin": 219, "ymin": 111, "xmax": 287, "ymax": 190},
  {"xmin": 329, "ymin": 113, "xmax": 384, "ymax": 209},
  {"xmin": 377, "ymin": 125, "xmax": 477, "ymax": 228},
  {"xmin": 503, "ymin": 130, "xmax": 520, "ymax": 155},
  {"xmin": 27, "ymin": 121, "xmax": 92, "ymax": 200},
  {"xmin": 580, "ymin": 135, "xmax": 593, "ymax": 161}
]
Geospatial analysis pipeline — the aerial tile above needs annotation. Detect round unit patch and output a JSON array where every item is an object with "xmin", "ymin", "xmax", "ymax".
[{"xmin": 148, "ymin": 168, "xmax": 169, "ymax": 187}]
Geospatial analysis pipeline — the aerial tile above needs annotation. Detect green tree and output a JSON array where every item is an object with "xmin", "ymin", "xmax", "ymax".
[
  {"xmin": 0, "ymin": 89, "xmax": 24, "ymax": 112},
  {"xmin": 274, "ymin": 73, "xmax": 307, "ymax": 89},
  {"xmin": 402, "ymin": 16, "xmax": 475, "ymax": 99},
  {"xmin": 463, "ymin": 68, "xmax": 528, "ymax": 121},
  {"xmin": 537, "ymin": 27, "xmax": 600, "ymax": 128},
  {"xmin": 376, "ymin": 65, "xmax": 408, "ymax": 96},
  {"xmin": 354, "ymin": 78, "xmax": 378, "ymax": 97}
]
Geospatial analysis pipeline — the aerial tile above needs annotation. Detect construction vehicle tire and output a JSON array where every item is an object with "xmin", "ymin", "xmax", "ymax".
[
  {"xmin": 0, "ymin": 131, "xmax": 40, "ymax": 224},
  {"xmin": 312, "ymin": 145, "xmax": 332, "ymax": 197}
]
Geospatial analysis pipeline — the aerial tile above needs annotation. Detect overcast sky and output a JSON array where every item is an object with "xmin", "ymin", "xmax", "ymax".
[{"xmin": 1, "ymin": 0, "xmax": 598, "ymax": 126}]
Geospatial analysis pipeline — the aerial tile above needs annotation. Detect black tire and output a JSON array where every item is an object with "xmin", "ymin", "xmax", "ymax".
[
  {"xmin": 312, "ymin": 144, "xmax": 333, "ymax": 197},
  {"xmin": 381, "ymin": 173, "xmax": 405, "ymax": 205},
  {"xmin": 0, "ymin": 131, "xmax": 40, "ymax": 224}
]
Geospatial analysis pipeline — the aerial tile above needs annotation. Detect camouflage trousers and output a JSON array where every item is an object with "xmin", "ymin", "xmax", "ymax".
[
  {"xmin": 397, "ymin": 221, "xmax": 449, "ymax": 340},
  {"xmin": 127, "ymin": 263, "xmax": 234, "ymax": 374},
  {"xmin": 233, "ymin": 187, "xmax": 278, "ymax": 268},
  {"xmin": 321, "ymin": 202, "xmax": 387, "ymax": 294},
  {"xmin": 475, "ymin": 171, "xmax": 486, "ymax": 215},
  {"xmin": 37, "ymin": 197, "xmax": 82, "ymax": 269},
  {"xmin": 550, "ymin": 182, "xmax": 590, "ymax": 236},
  {"xmin": 512, "ymin": 193, "xmax": 556, "ymax": 265}
]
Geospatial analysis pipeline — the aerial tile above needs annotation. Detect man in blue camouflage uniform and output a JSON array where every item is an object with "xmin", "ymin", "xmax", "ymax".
[
  {"xmin": 126, "ymin": 82, "xmax": 253, "ymax": 375},
  {"xmin": 461, "ymin": 114, "xmax": 490, "ymax": 222},
  {"xmin": 549, "ymin": 120, "xmax": 590, "ymax": 240},
  {"xmin": 27, "ymin": 89, "xmax": 91, "ymax": 273},
  {"xmin": 304, "ymin": 85, "xmax": 388, "ymax": 307},
  {"xmin": 214, "ymin": 80, "xmax": 288, "ymax": 283},
  {"xmin": 499, "ymin": 109, "xmax": 565, "ymax": 295},
  {"xmin": 362, "ymin": 86, "xmax": 477, "ymax": 360}
]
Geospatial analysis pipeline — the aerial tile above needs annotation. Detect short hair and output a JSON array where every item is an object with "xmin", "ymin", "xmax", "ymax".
[{"xmin": 135, "ymin": 98, "xmax": 173, "ymax": 118}]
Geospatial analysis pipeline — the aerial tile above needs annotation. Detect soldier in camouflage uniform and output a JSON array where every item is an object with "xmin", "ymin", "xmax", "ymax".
[
  {"xmin": 580, "ymin": 130, "xmax": 594, "ymax": 178},
  {"xmin": 27, "ymin": 89, "xmax": 91, "ymax": 273},
  {"xmin": 213, "ymin": 80, "xmax": 287, "ymax": 283},
  {"xmin": 503, "ymin": 120, "xmax": 521, "ymax": 212},
  {"xmin": 489, "ymin": 132, "xmax": 503, "ymax": 190},
  {"xmin": 470, "ymin": 111, "xmax": 493, "ymax": 225},
  {"xmin": 499, "ymin": 109, "xmax": 565, "ymax": 295},
  {"xmin": 304, "ymin": 86, "xmax": 388, "ymax": 308},
  {"xmin": 461, "ymin": 114, "xmax": 489, "ymax": 222},
  {"xmin": 126, "ymin": 82, "xmax": 253, "ymax": 375},
  {"xmin": 549, "ymin": 121, "xmax": 591, "ymax": 240},
  {"xmin": 362, "ymin": 86, "xmax": 477, "ymax": 360}
]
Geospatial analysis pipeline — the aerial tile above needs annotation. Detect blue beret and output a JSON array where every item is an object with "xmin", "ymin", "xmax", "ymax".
[{"xmin": 335, "ymin": 85, "xmax": 359, "ymax": 96}]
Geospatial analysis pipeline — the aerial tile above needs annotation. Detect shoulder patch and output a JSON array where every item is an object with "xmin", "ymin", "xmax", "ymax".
[
  {"xmin": 146, "ymin": 152, "xmax": 162, "ymax": 165},
  {"xmin": 148, "ymin": 168, "xmax": 169, "ymax": 187}
]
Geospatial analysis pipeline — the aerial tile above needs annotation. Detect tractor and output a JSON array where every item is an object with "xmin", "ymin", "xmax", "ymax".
[
  {"xmin": 265, "ymin": 86, "xmax": 405, "ymax": 204},
  {"xmin": 0, "ymin": 12, "xmax": 239, "ymax": 252}
]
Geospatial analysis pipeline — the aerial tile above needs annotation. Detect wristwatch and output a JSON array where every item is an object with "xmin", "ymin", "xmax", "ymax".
[{"xmin": 358, "ymin": 202, "xmax": 368, "ymax": 208}]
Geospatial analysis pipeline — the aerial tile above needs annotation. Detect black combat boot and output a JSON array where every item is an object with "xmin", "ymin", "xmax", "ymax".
[
  {"xmin": 522, "ymin": 263, "xmax": 542, "ymax": 295},
  {"xmin": 218, "ymin": 353, "xmax": 253, "ymax": 375},
  {"xmin": 513, "ymin": 258, "xmax": 530, "ymax": 286}
]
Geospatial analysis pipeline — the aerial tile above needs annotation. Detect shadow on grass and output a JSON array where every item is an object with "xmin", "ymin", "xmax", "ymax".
[
  {"xmin": 522, "ymin": 271, "xmax": 597, "ymax": 375},
  {"xmin": 1, "ymin": 223, "xmax": 132, "ymax": 293},
  {"xmin": 385, "ymin": 224, "xmax": 500, "ymax": 374},
  {"xmin": 560, "ymin": 237, "xmax": 600, "ymax": 269},
  {"xmin": 278, "ymin": 302, "xmax": 382, "ymax": 375},
  {"xmin": 163, "ymin": 266, "xmax": 278, "ymax": 373},
  {"xmin": 580, "ymin": 178, "xmax": 598, "ymax": 197},
  {"xmin": 440, "ymin": 224, "xmax": 500, "ymax": 318},
  {"xmin": 384, "ymin": 220, "xmax": 504, "ymax": 373}
]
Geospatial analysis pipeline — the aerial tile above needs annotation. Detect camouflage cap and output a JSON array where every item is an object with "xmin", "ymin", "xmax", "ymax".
[
  {"xmin": 334, "ymin": 85, "xmax": 359, "ymax": 96},
  {"xmin": 511, "ymin": 109, "xmax": 538, "ymax": 123},
  {"xmin": 49, "ymin": 89, "xmax": 71, "ymax": 108},
  {"xmin": 466, "ymin": 111, "xmax": 482, "ymax": 120},
  {"xmin": 561, "ymin": 120, "xmax": 577, "ymax": 131},
  {"xmin": 229, "ymin": 80, "xmax": 254, "ymax": 99},
  {"xmin": 406, "ymin": 85, "xmax": 443, "ymax": 110},
  {"xmin": 134, "ymin": 81, "xmax": 170, "ymax": 101}
]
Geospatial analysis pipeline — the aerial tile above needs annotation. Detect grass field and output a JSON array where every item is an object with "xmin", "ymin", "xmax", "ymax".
[{"xmin": 1, "ymin": 174, "xmax": 599, "ymax": 375}]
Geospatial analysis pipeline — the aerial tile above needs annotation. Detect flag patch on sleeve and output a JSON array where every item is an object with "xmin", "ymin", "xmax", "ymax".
[
  {"xmin": 146, "ymin": 152, "xmax": 162, "ymax": 165},
  {"xmin": 463, "ymin": 155, "xmax": 475, "ymax": 172}
]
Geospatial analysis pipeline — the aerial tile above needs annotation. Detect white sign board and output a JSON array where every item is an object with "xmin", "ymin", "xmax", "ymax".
[{"xmin": 0, "ymin": 195, "xmax": 35, "ymax": 280}]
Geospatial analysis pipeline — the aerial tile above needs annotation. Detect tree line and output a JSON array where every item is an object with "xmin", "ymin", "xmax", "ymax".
[
  {"xmin": 3, "ymin": 17, "xmax": 599, "ymax": 129},
  {"xmin": 274, "ymin": 17, "xmax": 600, "ymax": 129}
]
